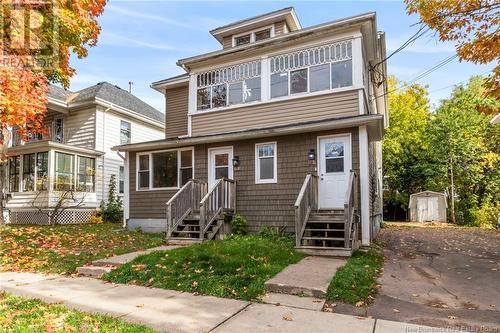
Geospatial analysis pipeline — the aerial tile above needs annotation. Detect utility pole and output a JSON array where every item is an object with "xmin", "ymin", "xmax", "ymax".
[{"xmin": 449, "ymin": 156, "xmax": 456, "ymax": 224}]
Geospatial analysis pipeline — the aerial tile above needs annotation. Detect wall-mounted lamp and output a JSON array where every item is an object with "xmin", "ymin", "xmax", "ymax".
[
  {"xmin": 307, "ymin": 149, "xmax": 316, "ymax": 161},
  {"xmin": 232, "ymin": 156, "xmax": 240, "ymax": 168}
]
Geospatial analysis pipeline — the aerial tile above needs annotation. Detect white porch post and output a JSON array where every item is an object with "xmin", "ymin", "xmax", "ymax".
[
  {"xmin": 123, "ymin": 151, "xmax": 130, "ymax": 228},
  {"xmin": 359, "ymin": 126, "xmax": 370, "ymax": 246},
  {"xmin": 188, "ymin": 74, "xmax": 197, "ymax": 136}
]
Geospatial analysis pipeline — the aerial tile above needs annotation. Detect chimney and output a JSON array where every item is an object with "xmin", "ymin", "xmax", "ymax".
[{"xmin": 128, "ymin": 81, "xmax": 134, "ymax": 93}]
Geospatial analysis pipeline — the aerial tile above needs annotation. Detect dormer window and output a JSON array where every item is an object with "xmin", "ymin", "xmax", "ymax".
[
  {"xmin": 254, "ymin": 28, "xmax": 271, "ymax": 41},
  {"xmin": 232, "ymin": 25, "xmax": 275, "ymax": 47},
  {"xmin": 235, "ymin": 34, "xmax": 251, "ymax": 46}
]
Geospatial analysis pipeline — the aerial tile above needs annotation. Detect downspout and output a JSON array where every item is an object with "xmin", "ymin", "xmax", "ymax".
[{"xmin": 101, "ymin": 105, "xmax": 111, "ymax": 203}]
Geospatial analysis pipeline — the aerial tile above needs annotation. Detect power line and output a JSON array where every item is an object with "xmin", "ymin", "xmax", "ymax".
[{"xmin": 371, "ymin": 54, "xmax": 459, "ymax": 100}]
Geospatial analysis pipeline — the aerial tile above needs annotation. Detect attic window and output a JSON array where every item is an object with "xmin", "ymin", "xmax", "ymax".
[
  {"xmin": 235, "ymin": 34, "xmax": 251, "ymax": 46},
  {"xmin": 255, "ymin": 28, "xmax": 271, "ymax": 41}
]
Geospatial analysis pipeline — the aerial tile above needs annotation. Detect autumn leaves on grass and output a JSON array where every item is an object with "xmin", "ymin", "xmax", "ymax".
[{"xmin": 0, "ymin": 224, "xmax": 164, "ymax": 274}]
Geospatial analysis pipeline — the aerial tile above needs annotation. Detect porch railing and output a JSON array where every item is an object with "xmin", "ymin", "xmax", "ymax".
[
  {"xmin": 344, "ymin": 170, "xmax": 358, "ymax": 248},
  {"xmin": 294, "ymin": 174, "xmax": 318, "ymax": 247},
  {"xmin": 199, "ymin": 178, "xmax": 236, "ymax": 239},
  {"xmin": 166, "ymin": 179, "xmax": 207, "ymax": 238}
]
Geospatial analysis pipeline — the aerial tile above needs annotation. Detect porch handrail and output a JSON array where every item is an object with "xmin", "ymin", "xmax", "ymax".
[
  {"xmin": 166, "ymin": 179, "xmax": 207, "ymax": 238},
  {"xmin": 344, "ymin": 170, "xmax": 357, "ymax": 248},
  {"xmin": 294, "ymin": 174, "xmax": 318, "ymax": 247},
  {"xmin": 199, "ymin": 178, "xmax": 236, "ymax": 239}
]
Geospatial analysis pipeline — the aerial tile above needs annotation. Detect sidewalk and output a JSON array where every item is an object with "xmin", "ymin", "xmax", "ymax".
[{"xmin": 0, "ymin": 272, "xmax": 441, "ymax": 333}]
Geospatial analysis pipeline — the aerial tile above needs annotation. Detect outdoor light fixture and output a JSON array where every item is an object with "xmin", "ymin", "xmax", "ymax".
[
  {"xmin": 232, "ymin": 156, "xmax": 240, "ymax": 167},
  {"xmin": 308, "ymin": 149, "xmax": 316, "ymax": 161}
]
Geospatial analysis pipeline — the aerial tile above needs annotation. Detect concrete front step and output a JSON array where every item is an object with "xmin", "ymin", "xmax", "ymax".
[
  {"xmin": 76, "ymin": 266, "xmax": 113, "ymax": 278},
  {"xmin": 166, "ymin": 238, "xmax": 202, "ymax": 245}
]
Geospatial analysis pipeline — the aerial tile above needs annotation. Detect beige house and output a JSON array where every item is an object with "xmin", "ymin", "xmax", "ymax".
[
  {"xmin": 4, "ymin": 82, "xmax": 164, "ymax": 224},
  {"xmin": 115, "ymin": 8, "xmax": 388, "ymax": 256}
]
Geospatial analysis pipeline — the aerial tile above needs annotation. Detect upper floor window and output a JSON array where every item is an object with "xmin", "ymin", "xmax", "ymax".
[
  {"xmin": 120, "ymin": 120, "xmax": 131, "ymax": 144},
  {"xmin": 270, "ymin": 40, "xmax": 353, "ymax": 98},
  {"xmin": 235, "ymin": 34, "xmax": 251, "ymax": 46},
  {"xmin": 197, "ymin": 61, "xmax": 261, "ymax": 111},
  {"xmin": 255, "ymin": 28, "xmax": 271, "ymax": 41},
  {"xmin": 53, "ymin": 118, "xmax": 64, "ymax": 143},
  {"xmin": 232, "ymin": 26, "xmax": 274, "ymax": 47}
]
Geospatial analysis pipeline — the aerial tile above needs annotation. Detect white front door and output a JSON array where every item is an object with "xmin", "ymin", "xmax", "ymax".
[
  {"xmin": 208, "ymin": 147, "xmax": 233, "ymax": 188},
  {"xmin": 318, "ymin": 135, "xmax": 352, "ymax": 209}
]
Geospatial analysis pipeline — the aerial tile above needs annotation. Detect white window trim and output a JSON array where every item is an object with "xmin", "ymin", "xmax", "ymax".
[
  {"xmin": 136, "ymin": 147, "xmax": 194, "ymax": 191},
  {"xmin": 232, "ymin": 24, "xmax": 275, "ymax": 47},
  {"xmin": 255, "ymin": 142, "xmax": 277, "ymax": 184}
]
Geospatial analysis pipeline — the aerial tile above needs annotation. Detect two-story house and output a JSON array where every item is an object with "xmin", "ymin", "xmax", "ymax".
[
  {"xmin": 4, "ymin": 82, "xmax": 164, "ymax": 224},
  {"xmin": 115, "ymin": 8, "xmax": 388, "ymax": 256}
]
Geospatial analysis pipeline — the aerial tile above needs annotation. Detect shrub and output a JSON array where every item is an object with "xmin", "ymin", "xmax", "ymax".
[
  {"xmin": 470, "ymin": 198, "xmax": 500, "ymax": 229},
  {"xmin": 101, "ymin": 175, "xmax": 123, "ymax": 223},
  {"xmin": 89, "ymin": 214, "xmax": 103, "ymax": 224},
  {"xmin": 230, "ymin": 214, "xmax": 247, "ymax": 235}
]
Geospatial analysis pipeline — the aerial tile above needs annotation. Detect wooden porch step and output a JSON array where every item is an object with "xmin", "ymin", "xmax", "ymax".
[
  {"xmin": 302, "ymin": 237, "xmax": 345, "ymax": 241},
  {"xmin": 305, "ymin": 228, "xmax": 344, "ymax": 232},
  {"xmin": 295, "ymin": 246, "xmax": 352, "ymax": 257},
  {"xmin": 307, "ymin": 220, "xmax": 345, "ymax": 224},
  {"xmin": 173, "ymin": 230, "xmax": 201, "ymax": 234}
]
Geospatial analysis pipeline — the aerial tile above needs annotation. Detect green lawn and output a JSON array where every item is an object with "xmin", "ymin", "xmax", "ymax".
[
  {"xmin": 326, "ymin": 248, "xmax": 384, "ymax": 305},
  {"xmin": 104, "ymin": 235, "xmax": 304, "ymax": 301},
  {"xmin": 0, "ymin": 223, "xmax": 164, "ymax": 274},
  {"xmin": 0, "ymin": 292, "xmax": 156, "ymax": 333}
]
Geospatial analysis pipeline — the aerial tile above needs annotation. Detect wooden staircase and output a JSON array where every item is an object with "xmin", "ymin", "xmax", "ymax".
[
  {"xmin": 166, "ymin": 178, "xmax": 235, "ymax": 243},
  {"xmin": 294, "ymin": 172, "xmax": 360, "ymax": 257}
]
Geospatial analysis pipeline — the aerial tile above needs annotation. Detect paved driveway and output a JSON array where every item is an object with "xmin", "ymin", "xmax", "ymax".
[{"xmin": 335, "ymin": 226, "xmax": 500, "ymax": 331}]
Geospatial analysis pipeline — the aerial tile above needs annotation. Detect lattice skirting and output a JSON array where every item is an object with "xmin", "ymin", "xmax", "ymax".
[{"xmin": 7, "ymin": 209, "xmax": 96, "ymax": 225}]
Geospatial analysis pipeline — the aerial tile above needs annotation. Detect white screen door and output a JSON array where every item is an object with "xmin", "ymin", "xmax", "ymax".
[
  {"xmin": 208, "ymin": 147, "xmax": 233, "ymax": 188},
  {"xmin": 318, "ymin": 135, "xmax": 352, "ymax": 209}
]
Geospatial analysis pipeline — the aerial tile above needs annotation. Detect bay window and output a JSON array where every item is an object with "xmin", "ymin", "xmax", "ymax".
[
  {"xmin": 23, "ymin": 153, "xmax": 36, "ymax": 191},
  {"xmin": 36, "ymin": 152, "xmax": 49, "ymax": 190},
  {"xmin": 77, "ymin": 156, "xmax": 95, "ymax": 192},
  {"xmin": 255, "ymin": 142, "xmax": 277, "ymax": 184},
  {"xmin": 137, "ymin": 148, "xmax": 194, "ymax": 190},
  {"xmin": 8, "ymin": 156, "xmax": 20, "ymax": 192},
  {"xmin": 55, "ymin": 152, "xmax": 74, "ymax": 190}
]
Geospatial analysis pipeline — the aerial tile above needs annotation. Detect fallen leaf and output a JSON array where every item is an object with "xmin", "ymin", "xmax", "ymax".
[
  {"xmin": 136, "ymin": 304, "xmax": 144, "ymax": 308},
  {"xmin": 393, "ymin": 309, "xmax": 400, "ymax": 313},
  {"xmin": 448, "ymin": 315, "xmax": 457, "ymax": 320},
  {"xmin": 282, "ymin": 314, "xmax": 293, "ymax": 321},
  {"xmin": 355, "ymin": 301, "xmax": 364, "ymax": 307}
]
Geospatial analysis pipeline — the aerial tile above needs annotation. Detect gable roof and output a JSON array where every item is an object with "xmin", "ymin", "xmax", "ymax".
[{"xmin": 48, "ymin": 82, "xmax": 164, "ymax": 123}]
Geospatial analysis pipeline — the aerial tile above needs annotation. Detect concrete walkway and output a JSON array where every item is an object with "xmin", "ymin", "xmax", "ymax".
[
  {"xmin": 0, "ymin": 272, "xmax": 441, "ymax": 333},
  {"xmin": 77, "ymin": 245, "xmax": 182, "ymax": 277},
  {"xmin": 265, "ymin": 256, "xmax": 346, "ymax": 298}
]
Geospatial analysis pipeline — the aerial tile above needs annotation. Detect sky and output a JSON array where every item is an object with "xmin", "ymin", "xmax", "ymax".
[{"xmin": 68, "ymin": 0, "xmax": 496, "ymax": 113}]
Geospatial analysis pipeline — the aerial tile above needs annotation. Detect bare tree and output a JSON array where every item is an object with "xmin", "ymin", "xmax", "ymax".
[{"xmin": 31, "ymin": 188, "xmax": 88, "ymax": 225}]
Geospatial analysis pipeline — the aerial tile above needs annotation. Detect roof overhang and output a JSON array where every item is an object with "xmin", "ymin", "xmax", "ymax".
[
  {"xmin": 113, "ymin": 114, "xmax": 384, "ymax": 152},
  {"xmin": 150, "ymin": 74, "xmax": 189, "ymax": 93},
  {"xmin": 178, "ymin": 12, "xmax": 376, "ymax": 71},
  {"xmin": 7, "ymin": 141, "xmax": 104, "ymax": 157},
  {"xmin": 209, "ymin": 7, "xmax": 301, "ymax": 44}
]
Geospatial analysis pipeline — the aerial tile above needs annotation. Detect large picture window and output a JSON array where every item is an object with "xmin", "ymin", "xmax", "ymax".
[
  {"xmin": 8, "ymin": 156, "xmax": 20, "ymax": 192},
  {"xmin": 137, "ymin": 148, "xmax": 193, "ymax": 190},
  {"xmin": 255, "ymin": 142, "xmax": 277, "ymax": 184},
  {"xmin": 196, "ymin": 61, "xmax": 261, "ymax": 111},
  {"xmin": 270, "ymin": 40, "xmax": 353, "ymax": 98},
  {"xmin": 55, "ymin": 152, "xmax": 74, "ymax": 190},
  {"xmin": 77, "ymin": 156, "xmax": 95, "ymax": 192}
]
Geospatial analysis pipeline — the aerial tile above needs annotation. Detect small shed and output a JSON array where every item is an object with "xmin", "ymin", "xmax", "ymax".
[{"xmin": 409, "ymin": 191, "xmax": 447, "ymax": 222}]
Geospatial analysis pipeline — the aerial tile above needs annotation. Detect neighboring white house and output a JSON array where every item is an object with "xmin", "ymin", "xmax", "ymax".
[
  {"xmin": 4, "ymin": 82, "xmax": 165, "ymax": 224},
  {"xmin": 409, "ymin": 191, "xmax": 447, "ymax": 223}
]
